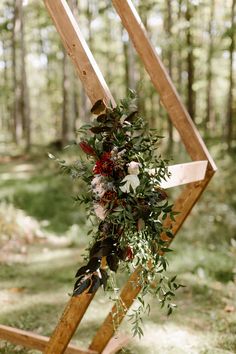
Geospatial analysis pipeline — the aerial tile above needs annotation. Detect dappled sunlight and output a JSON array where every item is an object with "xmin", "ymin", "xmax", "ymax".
[
  {"xmin": 0, "ymin": 289, "xmax": 68, "ymax": 317},
  {"xmin": 129, "ymin": 322, "xmax": 214, "ymax": 354}
]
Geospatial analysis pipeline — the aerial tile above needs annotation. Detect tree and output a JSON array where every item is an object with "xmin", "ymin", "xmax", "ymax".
[
  {"xmin": 205, "ymin": 0, "xmax": 215, "ymax": 133},
  {"xmin": 12, "ymin": 0, "xmax": 31, "ymax": 149},
  {"xmin": 185, "ymin": 1, "xmax": 195, "ymax": 121},
  {"xmin": 226, "ymin": 0, "xmax": 235, "ymax": 149},
  {"xmin": 165, "ymin": 0, "xmax": 173, "ymax": 148}
]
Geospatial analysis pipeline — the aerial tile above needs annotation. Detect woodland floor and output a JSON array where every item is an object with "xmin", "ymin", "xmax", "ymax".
[{"xmin": 0, "ymin": 144, "xmax": 235, "ymax": 354}]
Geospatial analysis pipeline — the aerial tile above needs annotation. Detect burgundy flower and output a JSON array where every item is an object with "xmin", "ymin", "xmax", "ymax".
[
  {"xmin": 79, "ymin": 141, "xmax": 97, "ymax": 157},
  {"xmin": 93, "ymin": 152, "xmax": 114, "ymax": 176}
]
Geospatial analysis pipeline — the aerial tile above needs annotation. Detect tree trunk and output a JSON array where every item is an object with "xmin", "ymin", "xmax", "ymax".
[
  {"xmin": 2, "ymin": 38, "xmax": 11, "ymax": 133},
  {"xmin": 122, "ymin": 28, "xmax": 136, "ymax": 96},
  {"xmin": 185, "ymin": 2, "xmax": 195, "ymax": 121},
  {"xmin": 177, "ymin": 0, "xmax": 183, "ymax": 96},
  {"xmin": 20, "ymin": 3, "xmax": 31, "ymax": 151},
  {"xmin": 226, "ymin": 0, "xmax": 235, "ymax": 149},
  {"xmin": 12, "ymin": 0, "xmax": 22, "ymax": 143},
  {"xmin": 205, "ymin": 0, "xmax": 215, "ymax": 133},
  {"xmin": 62, "ymin": 48, "xmax": 69, "ymax": 146},
  {"xmin": 166, "ymin": 0, "xmax": 173, "ymax": 149},
  {"xmin": 12, "ymin": 0, "xmax": 31, "ymax": 149}
]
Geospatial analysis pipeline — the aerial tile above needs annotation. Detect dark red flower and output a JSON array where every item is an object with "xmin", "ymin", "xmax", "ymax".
[
  {"xmin": 93, "ymin": 152, "xmax": 114, "ymax": 176},
  {"xmin": 79, "ymin": 141, "xmax": 97, "ymax": 157}
]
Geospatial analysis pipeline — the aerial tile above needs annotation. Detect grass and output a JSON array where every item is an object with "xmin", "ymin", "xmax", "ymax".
[
  {"xmin": 0, "ymin": 153, "xmax": 87, "ymax": 235},
  {"xmin": 0, "ymin": 145, "xmax": 236, "ymax": 353}
]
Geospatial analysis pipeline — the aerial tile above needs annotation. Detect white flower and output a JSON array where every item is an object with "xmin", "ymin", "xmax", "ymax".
[
  {"xmin": 120, "ymin": 175, "xmax": 140, "ymax": 193},
  {"xmin": 94, "ymin": 203, "xmax": 106, "ymax": 220},
  {"xmin": 120, "ymin": 161, "xmax": 141, "ymax": 193},
  {"xmin": 127, "ymin": 161, "xmax": 141, "ymax": 175}
]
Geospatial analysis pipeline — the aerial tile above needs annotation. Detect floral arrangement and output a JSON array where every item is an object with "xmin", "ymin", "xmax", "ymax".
[{"xmin": 53, "ymin": 91, "xmax": 181, "ymax": 336}]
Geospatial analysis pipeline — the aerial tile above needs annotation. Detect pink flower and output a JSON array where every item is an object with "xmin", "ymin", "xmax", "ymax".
[
  {"xmin": 91, "ymin": 176, "xmax": 106, "ymax": 198},
  {"xmin": 94, "ymin": 203, "xmax": 106, "ymax": 220}
]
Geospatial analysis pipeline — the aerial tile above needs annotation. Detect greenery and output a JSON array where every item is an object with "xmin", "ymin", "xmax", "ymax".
[{"xmin": 51, "ymin": 93, "xmax": 182, "ymax": 336}]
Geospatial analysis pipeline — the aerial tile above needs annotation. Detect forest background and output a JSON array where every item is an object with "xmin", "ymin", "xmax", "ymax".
[{"xmin": 0, "ymin": 1, "xmax": 235, "ymax": 353}]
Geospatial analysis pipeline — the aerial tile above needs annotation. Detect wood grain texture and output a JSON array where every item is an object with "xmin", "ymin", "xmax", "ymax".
[
  {"xmin": 44, "ymin": 294, "xmax": 95, "ymax": 354},
  {"xmin": 112, "ymin": 0, "xmax": 216, "ymax": 172},
  {"xmin": 44, "ymin": 0, "xmax": 115, "ymax": 106},
  {"xmin": 0, "ymin": 325, "xmax": 97, "ymax": 354},
  {"xmin": 154, "ymin": 160, "xmax": 208, "ymax": 189}
]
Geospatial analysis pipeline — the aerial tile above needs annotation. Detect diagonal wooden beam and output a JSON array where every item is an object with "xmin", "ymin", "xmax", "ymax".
[
  {"xmin": 44, "ymin": 294, "xmax": 95, "ymax": 354},
  {"xmin": 112, "ymin": 0, "xmax": 216, "ymax": 172},
  {"xmin": 44, "ymin": 0, "xmax": 115, "ymax": 107},
  {"xmin": 43, "ymin": 1, "xmax": 116, "ymax": 352}
]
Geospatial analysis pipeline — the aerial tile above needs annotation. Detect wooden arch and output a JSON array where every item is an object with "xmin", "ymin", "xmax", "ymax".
[{"xmin": 0, "ymin": 1, "xmax": 216, "ymax": 353}]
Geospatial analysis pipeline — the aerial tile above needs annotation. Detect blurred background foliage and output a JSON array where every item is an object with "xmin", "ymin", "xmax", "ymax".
[{"xmin": 0, "ymin": 0, "xmax": 236, "ymax": 353}]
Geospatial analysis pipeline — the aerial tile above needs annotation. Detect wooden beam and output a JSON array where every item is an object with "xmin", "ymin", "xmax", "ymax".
[
  {"xmin": 102, "ymin": 333, "xmax": 131, "ymax": 354},
  {"xmin": 157, "ymin": 160, "xmax": 208, "ymax": 189},
  {"xmin": 44, "ymin": 294, "xmax": 95, "ymax": 354},
  {"xmin": 0, "ymin": 325, "xmax": 97, "ymax": 354},
  {"xmin": 43, "ymin": 1, "xmax": 115, "ymax": 353},
  {"xmin": 44, "ymin": 0, "xmax": 115, "ymax": 106},
  {"xmin": 163, "ymin": 168, "xmax": 215, "ymax": 236},
  {"xmin": 112, "ymin": 0, "xmax": 216, "ymax": 172}
]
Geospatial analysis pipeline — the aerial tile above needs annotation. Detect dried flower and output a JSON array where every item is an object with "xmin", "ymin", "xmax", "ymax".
[
  {"xmin": 79, "ymin": 141, "xmax": 97, "ymax": 157},
  {"xmin": 91, "ymin": 176, "xmax": 107, "ymax": 198},
  {"xmin": 94, "ymin": 203, "xmax": 106, "ymax": 220},
  {"xmin": 100, "ymin": 191, "xmax": 117, "ymax": 205}
]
